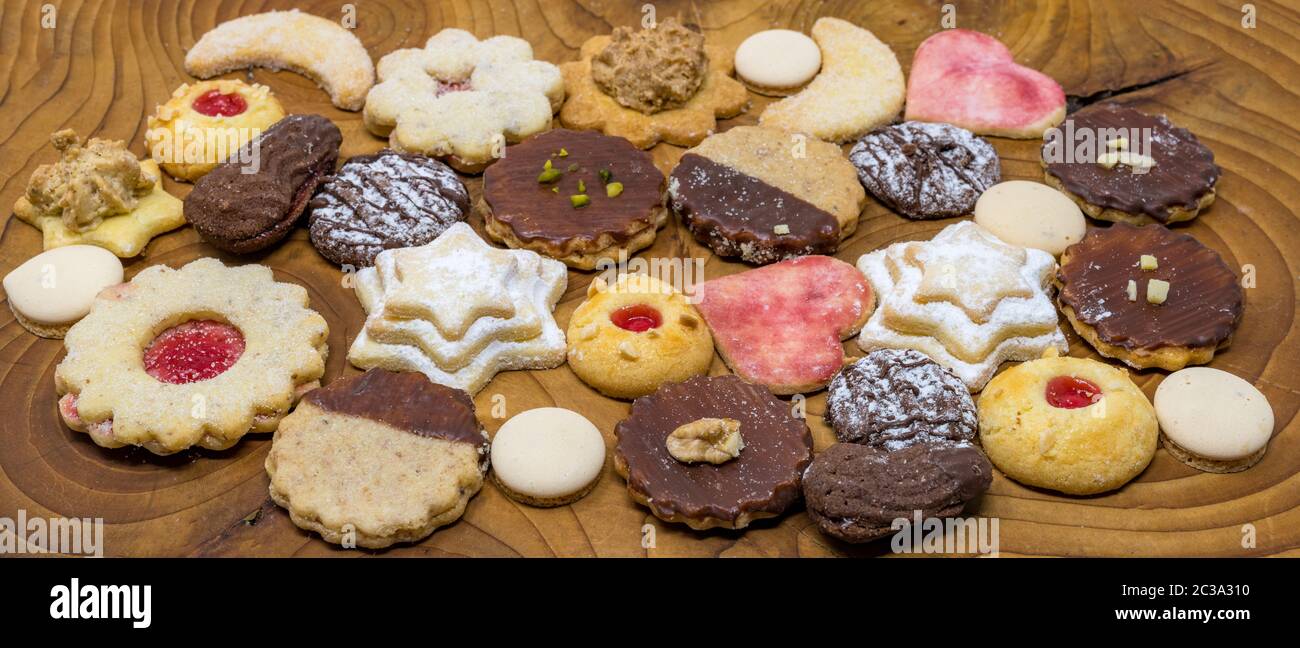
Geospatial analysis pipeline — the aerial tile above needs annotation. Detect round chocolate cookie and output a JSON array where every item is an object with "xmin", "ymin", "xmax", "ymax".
[
  {"xmin": 802, "ymin": 442, "xmax": 992, "ymax": 544},
  {"xmin": 1056, "ymin": 222, "xmax": 1244, "ymax": 371},
  {"xmin": 308, "ymin": 150, "xmax": 469, "ymax": 267},
  {"xmin": 185, "ymin": 114, "xmax": 341, "ymax": 254},
  {"xmin": 614, "ymin": 374, "xmax": 814, "ymax": 530},
  {"xmin": 480, "ymin": 129, "xmax": 666, "ymax": 270},
  {"xmin": 1042, "ymin": 103, "xmax": 1219, "ymax": 225},
  {"xmin": 826, "ymin": 349, "xmax": 977, "ymax": 448},
  {"xmin": 848, "ymin": 121, "xmax": 999, "ymax": 220}
]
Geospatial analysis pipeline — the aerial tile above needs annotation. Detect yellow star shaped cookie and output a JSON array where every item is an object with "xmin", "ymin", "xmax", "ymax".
[
  {"xmin": 14, "ymin": 160, "xmax": 185, "ymax": 258},
  {"xmin": 905, "ymin": 222, "xmax": 1032, "ymax": 323}
]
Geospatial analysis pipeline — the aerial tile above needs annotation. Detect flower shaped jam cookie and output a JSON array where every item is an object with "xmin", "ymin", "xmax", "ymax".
[
  {"xmin": 55, "ymin": 258, "xmax": 329, "ymax": 455},
  {"xmin": 363, "ymin": 29, "xmax": 564, "ymax": 173}
]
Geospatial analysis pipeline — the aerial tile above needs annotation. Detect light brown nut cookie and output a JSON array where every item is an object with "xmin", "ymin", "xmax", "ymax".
[
  {"xmin": 559, "ymin": 22, "xmax": 748, "ymax": 149},
  {"xmin": 267, "ymin": 370, "xmax": 489, "ymax": 549},
  {"xmin": 758, "ymin": 17, "xmax": 905, "ymax": 143},
  {"xmin": 667, "ymin": 125, "xmax": 865, "ymax": 265},
  {"xmin": 145, "ymin": 80, "xmax": 286, "ymax": 182},
  {"xmin": 364, "ymin": 29, "xmax": 563, "ymax": 173},
  {"xmin": 55, "ymin": 258, "xmax": 329, "ymax": 455},
  {"xmin": 184, "ymin": 9, "xmax": 374, "ymax": 111}
]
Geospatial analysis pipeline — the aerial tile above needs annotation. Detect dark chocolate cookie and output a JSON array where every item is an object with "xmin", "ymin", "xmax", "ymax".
[
  {"xmin": 185, "ymin": 114, "xmax": 341, "ymax": 254},
  {"xmin": 802, "ymin": 442, "xmax": 992, "ymax": 544},
  {"xmin": 308, "ymin": 150, "xmax": 469, "ymax": 267},
  {"xmin": 848, "ymin": 121, "xmax": 999, "ymax": 220},
  {"xmin": 826, "ymin": 349, "xmax": 977, "ymax": 449}
]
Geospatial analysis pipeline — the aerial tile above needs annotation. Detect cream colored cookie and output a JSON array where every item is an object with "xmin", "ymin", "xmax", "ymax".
[
  {"xmin": 490, "ymin": 407, "xmax": 606, "ymax": 507},
  {"xmin": 758, "ymin": 17, "xmax": 904, "ymax": 142},
  {"xmin": 734, "ymin": 29, "xmax": 821, "ymax": 96},
  {"xmin": 974, "ymin": 181, "xmax": 1086, "ymax": 256},
  {"xmin": 3, "ymin": 245, "xmax": 123, "ymax": 339},
  {"xmin": 1154, "ymin": 368, "xmax": 1274, "ymax": 473},
  {"xmin": 185, "ymin": 9, "xmax": 374, "ymax": 111},
  {"xmin": 267, "ymin": 370, "xmax": 489, "ymax": 549},
  {"xmin": 145, "ymin": 80, "xmax": 286, "ymax": 182}
]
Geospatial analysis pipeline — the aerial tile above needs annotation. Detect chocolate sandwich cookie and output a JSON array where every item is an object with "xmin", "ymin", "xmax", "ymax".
[
  {"xmin": 802, "ymin": 442, "xmax": 992, "ymax": 544},
  {"xmin": 614, "ymin": 374, "xmax": 814, "ymax": 530},
  {"xmin": 186, "ymin": 114, "xmax": 341, "ymax": 254},
  {"xmin": 308, "ymin": 150, "xmax": 469, "ymax": 267},
  {"xmin": 480, "ymin": 129, "xmax": 666, "ymax": 270},
  {"xmin": 826, "ymin": 349, "xmax": 977, "ymax": 449},
  {"xmin": 266, "ymin": 369, "xmax": 489, "ymax": 549},
  {"xmin": 1056, "ymin": 222, "xmax": 1244, "ymax": 371},
  {"xmin": 668, "ymin": 125, "xmax": 866, "ymax": 265},
  {"xmin": 848, "ymin": 121, "xmax": 999, "ymax": 220},
  {"xmin": 1042, "ymin": 103, "xmax": 1219, "ymax": 225}
]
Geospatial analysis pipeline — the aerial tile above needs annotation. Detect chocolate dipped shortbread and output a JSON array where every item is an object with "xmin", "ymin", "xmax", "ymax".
[
  {"xmin": 1056, "ymin": 223, "xmax": 1244, "ymax": 370},
  {"xmin": 1042, "ymin": 103, "xmax": 1219, "ymax": 225},
  {"xmin": 480, "ymin": 129, "xmax": 667, "ymax": 270},
  {"xmin": 614, "ymin": 375, "xmax": 814, "ymax": 530},
  {"xmin": 668, "ymin": 126, "xmax": 865, "ymax": 265}
]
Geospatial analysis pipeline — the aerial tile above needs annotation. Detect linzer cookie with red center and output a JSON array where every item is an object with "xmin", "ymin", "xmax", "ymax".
[
  {"xmin": 668, "ymin": 126, "xmax": 866, "ymax": 265},
  {"xmin": 1056, "ymin": 223, "xmax": 1243, "ymax": 370},
  {"xmin": 266, "ymin": 369, "xmax": 489, "ymax": 549},
  {"xmin": 1042, "ymin": 103, "xmax": 1220, "ymax": 225},
  {"xmin": 614, "ymin": 375, "xmax": 814, "ymax": 530},
  {"xmin": 480, "ymin": 129, "xmax": 667, "ymax": 270},
  {"xmin": 55, "ymin": 258, "xmax": 329, "ymax": 455},
  {"xmin": 185, "ymin": 114, "xmax": 342, "ymax": 254},
  {"xmin": 145, "ymin": 80, "xmax": 286, "ymax": 182},
  {"xmin": 848, "ymin": 121, "xmax": 1000, "ymax": 220},
  {"xmin": 697, "ymin": 255, "xmax": 873, "ymax": 394},
  {"xmin": 308, "ymin": 150, "xmax": 470, "ymax": 267}
]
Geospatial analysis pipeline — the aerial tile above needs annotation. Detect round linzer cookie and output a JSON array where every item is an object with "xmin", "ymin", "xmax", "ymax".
[
  {"xmin": 614, "ymin": 375, "xmax": 814, "ymax": 530},
  {"xmin": 308, "ymin": 150, "xmax": 470, "ymax": 268},
  {"xmin": 1056, "ymin": 223, "xmax": 1244, "ymax": 371},
  {"xmin": 668, "ymin": 126, "xmax": 866, "ymax": 265},
  {"xmin": 1042, "ymin": 103, "xmax": 1219, "ymax": 225},
  {"xmin": 480, "ymin": 129, "xmax": 667, "ymax": 270},
  {"xmin": 826, "ymin": 349, "xmax": 977, "ymax": 449},
  {"xmin": 848, "ymin": 121, "xmax": 999, "ymax": 220},
  {"xmin": 802, "ymin": 442, "xmax": 992, "ymax": 544},
  {"xmin": 267, "ymin": 369, "xmax": 489, "ymax": 549}
]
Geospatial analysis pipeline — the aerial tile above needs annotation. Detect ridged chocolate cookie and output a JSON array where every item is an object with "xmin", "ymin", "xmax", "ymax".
[
  {"xmin": 848, "ymin": 121, "xmax": 999, "ymax": 220},
  {"xmin": 826, "ymin": 349, "xmax": 978, "ymax": 448}
]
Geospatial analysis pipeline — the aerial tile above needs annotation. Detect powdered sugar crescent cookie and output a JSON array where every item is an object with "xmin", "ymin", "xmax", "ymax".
[
  {"xmin": 145, "ymin": 80, "xmax": 286, "ymax": 182},
  {"xmin": 185, "ymin": 9, "xmax": 374, "ymax": 111},
  {"xmin": 567, "ymin": 274, "xmax": 713, "ymax": 399},
  {"xmin": 759, "ymin": 17, "xmax": 905, "ymax": 143},
  {"xmin": 364, "ymin": 29, "xmax": 563, "ymax": 173},
  {"xmin": 55, "ymin": 258, "xmax": 329, "ymax": 455},
  {"xmin": 268, "ymin": 370, "xmax": 489, "ymax": 548},
  {"xmin": 733, "ymin": 29, "xmax": 821, "ymax": 96}
]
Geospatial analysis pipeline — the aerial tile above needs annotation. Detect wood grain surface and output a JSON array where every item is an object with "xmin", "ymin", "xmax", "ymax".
[{"xmin": 1, "ymin": 0, "xmax": 1297, "ymax": 557}]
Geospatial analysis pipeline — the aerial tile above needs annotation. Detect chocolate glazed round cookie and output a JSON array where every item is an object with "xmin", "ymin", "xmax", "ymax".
[
  {"xmin": 826, "ymin": 349, "xmax": 977, "ymax": 449},
  {"xmin": 1042, "ymin": 103, "xmax": 1219, "ymax": 225},
  {"xmin": 479, "ymin": 129, "xmax": 666, "ymax": 270},
  {"xmin": 614, "ymin": 374, "xmax": 813, "ymax": 530},
  {"xmin": 848, "ymin": 121, "xmax": 999, "ymax": 220},
  {"xmin": 1056, "ymin": 222, "xmax": 1244, "ymax": 371},
  {"xmin": 185, "ymin": 114, "xmax": 341, "ymax": 254},
  {"xmin": 308, "ymin": 150, "xmax": 469, "ymax": 267}
]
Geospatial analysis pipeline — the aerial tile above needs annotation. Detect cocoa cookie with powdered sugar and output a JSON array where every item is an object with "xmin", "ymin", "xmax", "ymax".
[
  {"xmin": 825, "ymin": 349, "xmax": 978, "ymax": 449},
  {"xmin": 848, "ymin": 121, "xmax": 999, "ymax": 220},
  {"xmin": 308, "ymin": 150, "xmax": 469, "ymax": 267}
]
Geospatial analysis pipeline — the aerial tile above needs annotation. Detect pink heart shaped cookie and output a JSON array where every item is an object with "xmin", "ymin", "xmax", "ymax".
[
  {"xmin": 698, "ymin": 256, "xmax": 874, "ymax": 394},
  {"xmin": 905, "ymin": 29, "xmax": 1065, "ymax": 139}
]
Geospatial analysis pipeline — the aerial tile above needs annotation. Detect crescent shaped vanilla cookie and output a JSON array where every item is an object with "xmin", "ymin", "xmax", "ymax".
[{"xmin": 185, "ymin": 9, "xmax": 375, "ymax": 111}]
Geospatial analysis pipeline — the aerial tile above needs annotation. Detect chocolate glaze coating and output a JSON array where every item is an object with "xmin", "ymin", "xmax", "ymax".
[
  {"xmin": 614, "ymin": 375, "xmax": 813, "ymax": 525},
  {"xmin": 826, "ymin": 349, "xmax": 978, "ymax": 448},
  {"xmin": 802, "ymin": 442, "xmax": 992, "ymax": 544},
  {"xmin": 185, "ymin": 114, "xmax": 341, "ymax": 254},
  {"xmin": 1057, "ymin": 223, "xmax": 1243, "ymax": 350}
]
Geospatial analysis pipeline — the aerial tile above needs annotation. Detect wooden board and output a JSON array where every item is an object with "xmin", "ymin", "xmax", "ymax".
[{"xmin": 1, "ymin": 0, "xmax": 1297, "ymax": 558}]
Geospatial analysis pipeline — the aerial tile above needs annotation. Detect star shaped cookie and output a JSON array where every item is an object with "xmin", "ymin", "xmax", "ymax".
[{"xmin": 905, "ymin": 222, "xmax": 1033, "ymax": 323}]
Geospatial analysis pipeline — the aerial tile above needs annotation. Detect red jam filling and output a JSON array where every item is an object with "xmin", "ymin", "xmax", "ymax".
[
  {"xmin": 436, "ymin": 80, "xmax": 471, "ymax": 97},
  {"xmin": 143, "ymin": 320, "xmax": 245, "ymax": 384},
  {"xmin": 609, "ymin": 304, "xmax": 662, "ymax": 333},
  {"xmin": 1044, "ymin": 376, "xmax": 1102, "ymax": 409},
  {"xmin": 192, "ymin": 89, "xmax": 248, "ymax": 117}
]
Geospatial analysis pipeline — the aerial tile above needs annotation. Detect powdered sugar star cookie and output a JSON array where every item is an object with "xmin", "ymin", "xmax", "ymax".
[{"xmin": 363, "ymin": 29, "xmax": 564, "ymax": 173}]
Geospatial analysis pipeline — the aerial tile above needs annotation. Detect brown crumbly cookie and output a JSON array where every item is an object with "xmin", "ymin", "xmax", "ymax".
[{"xmin": 267, "ymin": 370, "xmax": 489, "ymax": 549}]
